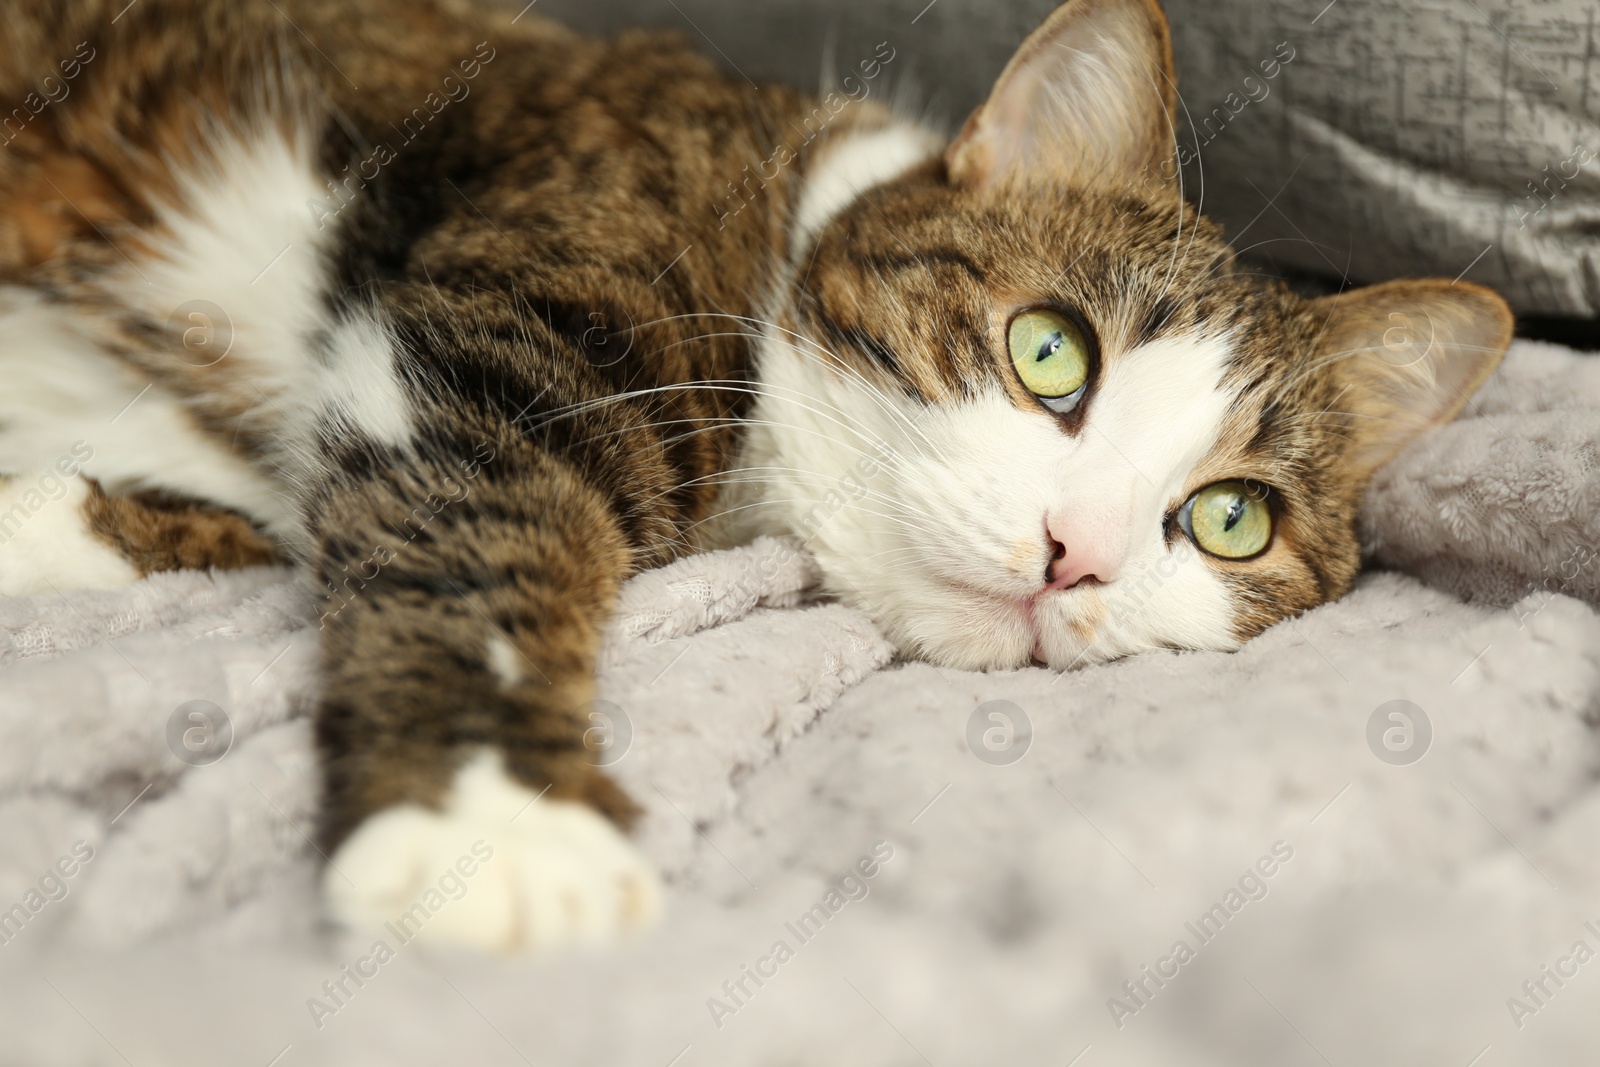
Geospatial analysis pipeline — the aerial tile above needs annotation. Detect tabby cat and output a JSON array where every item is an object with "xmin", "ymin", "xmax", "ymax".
[{"xmin": 0, "ymin": 0, "xmax": 1510, "ymax": 951}]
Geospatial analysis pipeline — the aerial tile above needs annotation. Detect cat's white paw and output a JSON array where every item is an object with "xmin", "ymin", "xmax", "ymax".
[
  {"xmin": 323, "ymin": 751, "xmax": 661, "ymax": 954},
  {"xmin": 0, "ymin": 474, "xmax": 138, "ymax": 596}
]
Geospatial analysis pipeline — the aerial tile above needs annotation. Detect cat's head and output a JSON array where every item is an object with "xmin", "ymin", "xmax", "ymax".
[{"xmin": 744, "ymin": 0, "xmax": 1511, "ymax": 671}]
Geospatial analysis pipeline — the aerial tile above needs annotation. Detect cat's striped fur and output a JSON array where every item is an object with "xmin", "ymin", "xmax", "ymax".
[{"xmin": 0, "ymin": 0, "xmax": 1510, "ymax": 950}]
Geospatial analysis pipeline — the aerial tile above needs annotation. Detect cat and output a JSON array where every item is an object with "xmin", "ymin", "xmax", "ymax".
[{"xmin": 0, "ymin": 0, "xmax": 1510, "ymax": 952}]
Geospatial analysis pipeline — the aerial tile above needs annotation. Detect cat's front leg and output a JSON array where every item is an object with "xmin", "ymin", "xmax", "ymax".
[{"xmin": 310, "ymin": 438, "xmax": 663, "ymax": 954}]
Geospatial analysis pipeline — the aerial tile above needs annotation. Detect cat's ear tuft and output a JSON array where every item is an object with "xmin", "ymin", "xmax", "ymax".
[
  {"xmin": 945, "ymin": 0, "xmax": 1178, "ymax": 191},
  {"xmin": 1311, "ymin": 280, "xmax": 1512, "ymax": 481}
]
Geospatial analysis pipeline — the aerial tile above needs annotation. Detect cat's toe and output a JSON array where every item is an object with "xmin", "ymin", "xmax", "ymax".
[
  {"xmin": 497, "ymin": 799, "xmax": 662, "ymax": 949},
  {"xmin": 323, "ymin": 751, "xmax": 661, "ymax": 954}
]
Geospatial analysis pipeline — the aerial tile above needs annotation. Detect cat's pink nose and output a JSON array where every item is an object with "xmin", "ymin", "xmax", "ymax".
[{"xmin": 1044, "ymin": 514, "xmax": 1121, "ymax": 590}]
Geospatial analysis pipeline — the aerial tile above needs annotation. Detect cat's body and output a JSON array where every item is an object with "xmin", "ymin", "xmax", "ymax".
[{"xmin": 0, "ymin": 0, "xmax": 1510, "ymax": 951}]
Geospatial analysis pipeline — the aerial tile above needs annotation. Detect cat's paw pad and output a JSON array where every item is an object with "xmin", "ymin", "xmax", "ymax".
[{"xmin": 323, "ymin": 752, "xmax": 661, "ymax": 954}]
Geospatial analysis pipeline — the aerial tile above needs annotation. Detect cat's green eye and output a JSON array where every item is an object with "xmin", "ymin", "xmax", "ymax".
[
  {"xmin": 1008, "ymin": 309, "xmax": 1091, "ymax": 412},
  {"xmin": 1180, "ymin": 481, "xmax": 1273, "ymax": 560}
]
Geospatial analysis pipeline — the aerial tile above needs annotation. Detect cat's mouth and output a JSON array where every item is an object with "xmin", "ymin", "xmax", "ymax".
[
  {"xmin": 1023, "ymin": 585, "xmax": 1108, "ymax": 668},
  {"xmin": 926, "ymin": 571, "xmax": 1101, "ymax": 670},
  {"xmin": 1024, "ymin": 599, "xmax": 1049, "ymax": 666}
]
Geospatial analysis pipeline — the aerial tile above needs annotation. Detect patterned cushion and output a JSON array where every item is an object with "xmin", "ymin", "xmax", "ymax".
[{"xmin": 535, "ymin": 0, "xmax": 1600, "ymax": 315}]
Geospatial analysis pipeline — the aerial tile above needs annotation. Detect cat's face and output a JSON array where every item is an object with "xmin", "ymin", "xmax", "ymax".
[{"xmin": 742, "ymin": 0, "xmax": 1510, "ymax": 671}]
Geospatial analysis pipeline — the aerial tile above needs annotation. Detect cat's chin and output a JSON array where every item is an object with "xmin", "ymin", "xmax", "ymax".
[
  {"xmin": 874, "ymin": 578, "xmax": 1188, "ymax": 674},
  {"xmin": 875, "ymin": 576, "xmax": 1038, "ymax": 672},
  {"xmin": 851, "ymin": 573, "xmax": 1118, "ymax": 674},
  {"xmin": 840, "ymin": 561, "xmax": 1250, "ymax": 672}
]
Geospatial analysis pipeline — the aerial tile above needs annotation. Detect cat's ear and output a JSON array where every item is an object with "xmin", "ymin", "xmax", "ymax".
[
  {"xmin": 1310, "ymin": 280, "xmax": 1512, "ymax": 480},
  {"xmin": 945, "ymin": 0, "xmax": 1177, "ymax": 190}
]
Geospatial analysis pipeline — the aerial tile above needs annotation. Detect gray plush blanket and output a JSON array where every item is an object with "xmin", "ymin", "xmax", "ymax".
[{"xmin": 1, "ymin": 339, "xmax": 1597, "ymax": 1067}]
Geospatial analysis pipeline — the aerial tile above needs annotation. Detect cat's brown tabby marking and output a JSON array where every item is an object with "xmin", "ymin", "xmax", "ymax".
[
  {"xmin": 0, "ymin": 0, "xmax": 1509, "ymax": 950},
  {"xmin": 81, "ymin": 482, "xmax": 280, "ymax": 575}
]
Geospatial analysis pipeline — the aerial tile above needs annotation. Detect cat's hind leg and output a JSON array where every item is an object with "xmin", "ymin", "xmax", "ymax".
[
  {"xmin": 0, "ymin": 472, "xmax": 281, "ymax": 596},
  {"xmin": 0, "ymin": 284, "xmax": 291, "ymax": 594},
  {"xmin": 0, "ymin": 470, "xmax": 138, "ymax": 596}
]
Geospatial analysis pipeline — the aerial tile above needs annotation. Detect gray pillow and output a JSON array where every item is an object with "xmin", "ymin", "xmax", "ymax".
[
  {"xmin": 533, "ymin": 0, "xmax": 1600, "ymax": 316},
  {"xmin": 1161, "ymin": 0, "xmax": 1600, "ymax": 317}
]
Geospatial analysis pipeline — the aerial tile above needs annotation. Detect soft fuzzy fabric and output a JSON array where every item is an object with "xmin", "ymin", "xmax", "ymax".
[{"xmin": 0, "ymin": 339, "xmax": 1597, "ymax": 1067}]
